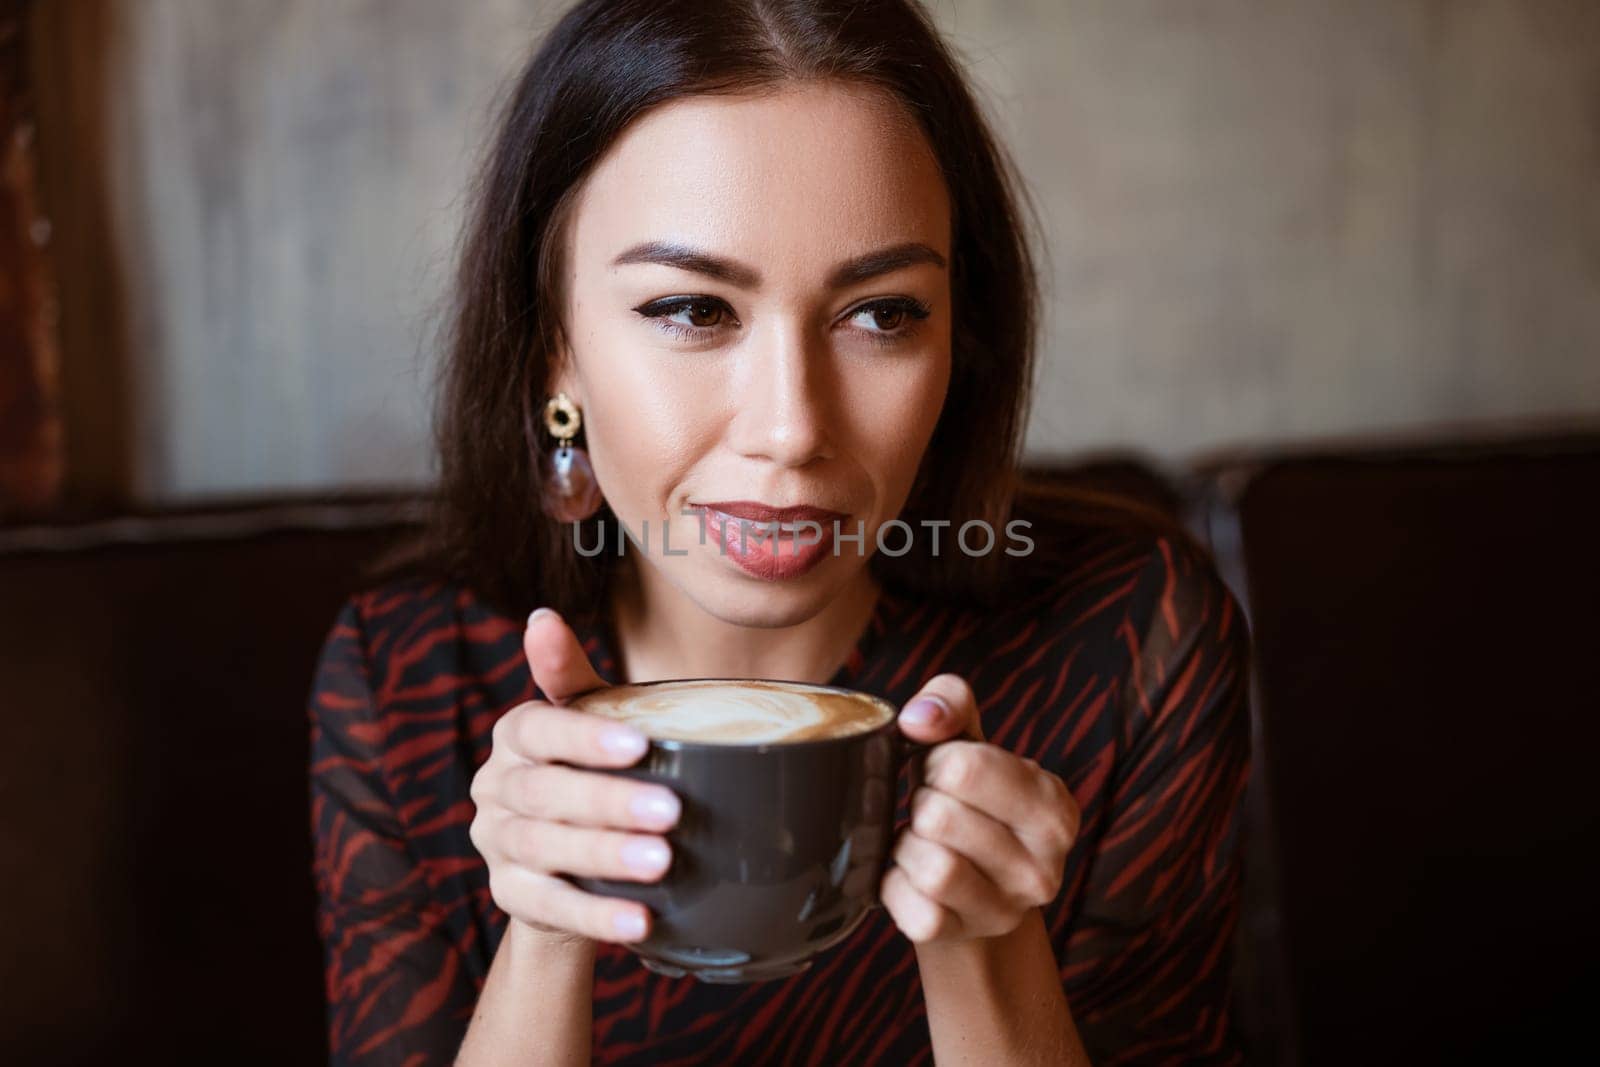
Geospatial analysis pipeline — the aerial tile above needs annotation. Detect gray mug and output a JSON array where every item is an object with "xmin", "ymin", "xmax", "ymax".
[{"xmin": 567, "ymin": 679, "xmax": 934, "ymax": 983}]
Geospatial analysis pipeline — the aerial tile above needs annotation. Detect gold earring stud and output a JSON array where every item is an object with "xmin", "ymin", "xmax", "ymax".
[{"xmin": 543, "ymin": 393, "xmax": 581, "ymax": 445}]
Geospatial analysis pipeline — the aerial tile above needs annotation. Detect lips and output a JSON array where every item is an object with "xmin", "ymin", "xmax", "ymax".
[
  {"xmin": 689, "ymin": 500, "xmax": 847, "ymax": 581},
  {"xmin": 696, "ymin": 500, "xmax": 847, "ymax": 526}
]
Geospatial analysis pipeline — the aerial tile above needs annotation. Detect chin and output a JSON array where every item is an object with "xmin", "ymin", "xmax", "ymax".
[{"xmin": 687, "ymin": 560, "xmax": 851, "ymax": 631}]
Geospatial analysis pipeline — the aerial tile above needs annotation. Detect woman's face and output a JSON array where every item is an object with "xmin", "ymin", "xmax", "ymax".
[{"xmin": 551, "ymin": 81, "xmax": 952, "ymax": 627}]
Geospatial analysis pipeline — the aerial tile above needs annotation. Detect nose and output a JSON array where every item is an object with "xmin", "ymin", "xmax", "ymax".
[{"xmin": 726, "ymin": 318, "xmax": 835, "ymax": 468}]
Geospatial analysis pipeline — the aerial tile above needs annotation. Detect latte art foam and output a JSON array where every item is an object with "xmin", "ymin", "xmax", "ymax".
[{"xmin": 572, "ymin": 680, "xmax": 894, "ymax": 744}]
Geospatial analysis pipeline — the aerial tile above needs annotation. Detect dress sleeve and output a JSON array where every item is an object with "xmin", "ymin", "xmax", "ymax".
[
  {"xmin": 308, "ymin": 597, "xmax": 474, "ymax": 1066},
  {"xmin": 1062, "ymin": 537, "xmax": 1253, "ymax": 1065}
]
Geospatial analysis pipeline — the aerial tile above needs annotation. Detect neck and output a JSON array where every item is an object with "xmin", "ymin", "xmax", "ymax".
[{"xmin": 607, "ymin": 559, "xmax": 880, "ymax": 686}]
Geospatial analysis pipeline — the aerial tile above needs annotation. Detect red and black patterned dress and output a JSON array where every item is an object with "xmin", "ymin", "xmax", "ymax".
[{"xmin": 308, "ymin": 525, "xmax": 1252, "ymax": 1065}]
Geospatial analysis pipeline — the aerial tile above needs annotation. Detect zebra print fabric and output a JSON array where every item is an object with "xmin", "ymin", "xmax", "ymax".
[{"xmin": 309, "ymin": 528, "xmax": 1251, "ymax": 1064}]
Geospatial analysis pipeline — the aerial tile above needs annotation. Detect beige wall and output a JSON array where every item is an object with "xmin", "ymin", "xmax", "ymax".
[
  {"xmin": 939, "ymin": 0, "xmax": 1600, "ymax": 459},
  {"xmin": 37, "ymin": 0, "xmax": 553, "ymax": 500},
  {"xmin": 36, "ymin": 0, "xmax": 1600, "ymax": 501}
]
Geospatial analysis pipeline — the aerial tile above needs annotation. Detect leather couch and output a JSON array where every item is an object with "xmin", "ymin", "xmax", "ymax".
[
  {"xmin": 0, "ymin": 497, "xmax": 428, "ymax": 1064},
  {"xmin": 1188, "ymin": 430, "xmax": 1600, "ymax": 1066},
  {"xmin": 2, "ymin": 435, "xmax": 1595, "ymax": 1065}
]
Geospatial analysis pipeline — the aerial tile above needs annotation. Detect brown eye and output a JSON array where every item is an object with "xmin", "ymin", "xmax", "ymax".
[
  {"xmin": 687, "ymin": 301, "xmax": 723, "ymax": 327},
  {"xmin": 633, "ymin": 295, "xmax": 738, "ymax": 337},
  {"xmin": 870, "ymin": 306, "xmax": 905, "ymax": 331},
  {"xmin": 846, "ymin": 298, "xmax": 930, "ymax": 341}
]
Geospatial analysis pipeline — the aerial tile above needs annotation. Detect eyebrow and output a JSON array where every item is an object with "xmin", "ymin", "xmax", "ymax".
[{"xmin": 609, "ymin": 240, "xmax": 947, "ymax": 290}]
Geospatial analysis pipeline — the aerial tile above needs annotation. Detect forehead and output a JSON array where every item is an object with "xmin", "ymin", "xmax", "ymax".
[{"xmin": 569, "ymin": 82, "xmax": 951, "ymax": 278}]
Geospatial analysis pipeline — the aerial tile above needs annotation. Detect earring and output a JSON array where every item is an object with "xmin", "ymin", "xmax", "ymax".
[{"xmin": 540, "ymin": 392, "xmax": 603, "ymax": 522}]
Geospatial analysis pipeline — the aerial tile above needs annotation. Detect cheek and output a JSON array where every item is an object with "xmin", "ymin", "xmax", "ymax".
[
  {"xmin": 912, "ymin": 353, "xmax": 953, "ymax": 434},
  {"xmin": 574, "ymin": 352, "xmax": 716, "ymax": 514},
  {"xmin": 851, "ymin": 353, "xmax": 950, "ymax": 492}
]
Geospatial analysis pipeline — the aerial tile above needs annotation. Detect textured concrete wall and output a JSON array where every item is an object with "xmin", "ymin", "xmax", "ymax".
[
  {"xmin": 935, "ymin": 0, "xmax": 1600, "ymax": 459},
  {"xmin": 36, "ymin": 0, "xmax": 1600, "ymax": 500},
  {"xmin": 38, "ymin": 0, "xmax": 552, "ymax": 500}
]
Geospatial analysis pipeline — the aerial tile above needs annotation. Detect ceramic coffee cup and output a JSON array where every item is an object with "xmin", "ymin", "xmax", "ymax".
[{"xmin": 566, "ymin": 678, "xmax": 931, "ymax": 983}]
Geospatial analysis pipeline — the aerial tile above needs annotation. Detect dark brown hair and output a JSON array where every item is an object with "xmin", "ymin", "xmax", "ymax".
[{"xmin": 377, "ymin": 0, "xmax": 1195, "ymax": 619}]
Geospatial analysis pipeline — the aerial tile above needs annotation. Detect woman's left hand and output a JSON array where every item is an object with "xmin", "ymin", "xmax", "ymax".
[{"xmin": 882, "ymin": 673, "xmax": 1082, "ymax": 945}]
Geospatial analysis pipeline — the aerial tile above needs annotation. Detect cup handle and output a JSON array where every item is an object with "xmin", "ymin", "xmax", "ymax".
[
  {"xmin": 898, "ymin": 732, "xmax": 933, "ymax": 808},
  {"xmin": 867, "ymin": 732, "xmax": 939, "ymax": 910}
]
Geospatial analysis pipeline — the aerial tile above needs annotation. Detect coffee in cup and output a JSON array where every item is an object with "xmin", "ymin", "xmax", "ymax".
[{"xmin": 574, "ymin": 678, "xmax": 894, "ymax": 744}]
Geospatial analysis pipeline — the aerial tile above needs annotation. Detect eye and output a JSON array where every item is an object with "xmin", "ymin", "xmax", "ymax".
[
  {"xmin": 632, "ymin": 294, "xmax": 931, "ymax": 346},
  {"xmin": 633, "ymin": 296, "xmax": 738, "ymax": 339},
  {"xmin": 844, "ymin": 297, "xmax": 932, "ymax": 345}
]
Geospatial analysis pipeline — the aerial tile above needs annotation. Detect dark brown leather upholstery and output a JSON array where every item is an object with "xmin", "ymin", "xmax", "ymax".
[
  {"xmin": 0, "ymin": 498, "xmax": 425, "ymax": 1065},
  {"xmin": 1192, "ymin": 431, "xmax": 1600, "ymax": 1066}
]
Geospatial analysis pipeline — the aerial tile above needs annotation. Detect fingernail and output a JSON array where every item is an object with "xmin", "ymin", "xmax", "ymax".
[
  {"xmin": 600, "ymin": 725, "xmax": 648, "ymax": 757},
  {"xmin": 630, "ymin": 789, "xmax": 680, "ymax": 827},
  {"xmin": 621, "ymin": 838, "xmax": 670, "ymax": 872},
  {"xmin": 900, "ymin": 696, "xmax": 947, "ymax": 727},
  {"xmin": 612, "ymin": 910, "xmax": 647, "ymax": 940},
  {"xmin": 527, "ymin": 607, "xmax": 557, "ymax": 628}
]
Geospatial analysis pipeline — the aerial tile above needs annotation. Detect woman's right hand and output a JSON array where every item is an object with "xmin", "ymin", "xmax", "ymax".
[{"xmin": 467, "ymin": 607, "xmax": 680, "ymax": 947}]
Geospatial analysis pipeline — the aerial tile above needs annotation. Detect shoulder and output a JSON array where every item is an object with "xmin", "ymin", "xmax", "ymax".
[
  {"xmin": 1128, "ymin": 531, "xmax": 1250, "ymax": 677},
  {"xmin": 1112, "ymin": 532, "xmax": 1252, "ymax": 753},
  {"xmin": 318, "ymin": 575, "xmax": 525, "ymax": 707},
  {"xmin": 962, "ymin": 523, "xmax": 1249, "ymax": 730},
  {"xmin": 985, "ymin": 521, "xmax": 1229, "ymax": 646},
  {"xmin": 345, "ymin": 572, "xmax": 479, "ymax": 636},
  {"xmin": 1124, "ymin": 532, "xmax": 1249, "ymax": 659},
  {"xmin": 963, "ymin": 526, "xmax": 1251, "ymax": 814}
]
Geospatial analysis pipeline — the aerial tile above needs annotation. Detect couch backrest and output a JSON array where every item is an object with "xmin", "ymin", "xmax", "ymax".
[
  {"xmin": 1194, "ymin": 433, "xmax": 1600, "ymax": 1065},
  {"xmin": 0, "ymin": 501, "xmax": 424, "ymax": 1064}
]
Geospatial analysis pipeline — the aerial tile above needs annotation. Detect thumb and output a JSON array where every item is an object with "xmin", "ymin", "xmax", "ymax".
[
  {"xmin": 896, "ymin": 673, "xmax": 986, "ymax": 745},
  {"xmin": 524, "ymin": 607, "xmax": 607, "ymax": 704}
]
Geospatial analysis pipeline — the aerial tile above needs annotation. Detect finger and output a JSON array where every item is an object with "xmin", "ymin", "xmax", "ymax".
[
  {"xmin": 500, "ymin": 816, "xmax": 674, "ymax": 883},
  {"xmin": 879, "ymin": 864, "xmax": 961, "ymax": 944},
  {"xmin": 524, "ymin": 607, "xmax": 608, "ymax": 704},
  {"xmin": 840, "ymin": 822, "xmax": 886, "ymax": 900},
  {"xmin": 502, "ymin": 762, "xmax": 681, "ymax": 832},
  {"xmin": 892, "ymin": 830, "xmax": 1005, "ymax": 926},
  {"xmin": 492, "ymin": 701, "xmax": 649, "ymax": 767},
  {"xmin": 910, "ymin": 786, "xmax": 1059, "ymax": 908},
  {"xmin": 490, "ymin": 866, "xmax": 653, "ymax": 944},
  {"xmin": 862, "ymin": 775, "xmax": 892, "ymax": 821},
  {"xmin": 896, "ymin": 673, "xmax": 984, "ymax": 744},
  {"xmin": 921, "ymin": 743, "xmax": 1073, "ymax": 855}
]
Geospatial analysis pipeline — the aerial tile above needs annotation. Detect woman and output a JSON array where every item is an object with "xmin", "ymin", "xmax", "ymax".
[{"xmin": 308, "ymin": 0, "xmax": 1251, "ymax": 1063}]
